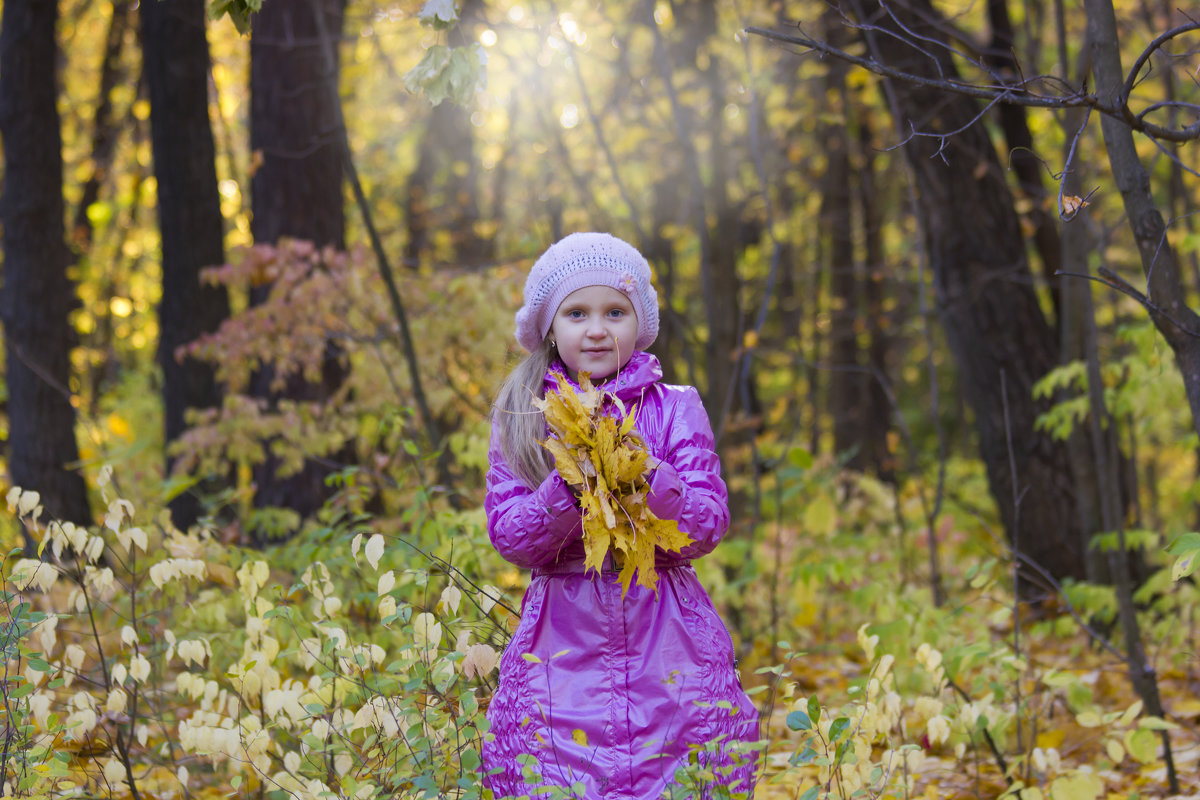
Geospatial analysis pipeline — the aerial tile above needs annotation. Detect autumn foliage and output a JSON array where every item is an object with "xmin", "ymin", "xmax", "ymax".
[{"xmin": 3, "ymin": 0, "xmax": 1200, "ymax": 798}]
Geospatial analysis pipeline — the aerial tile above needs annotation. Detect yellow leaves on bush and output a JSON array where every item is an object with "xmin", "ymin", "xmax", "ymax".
[
  {"xmin": 534, "ymin": 372, "xmax": 692, "ymax": 597},
  {"xmin": 1048, "ymin": 771, "xmax": 1103, "ymax": 800}
]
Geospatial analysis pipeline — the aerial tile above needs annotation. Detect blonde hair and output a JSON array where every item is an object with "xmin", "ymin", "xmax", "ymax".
[{"xmin": 493, "ymin": 338, "xmax": 556, "ymax": 488}]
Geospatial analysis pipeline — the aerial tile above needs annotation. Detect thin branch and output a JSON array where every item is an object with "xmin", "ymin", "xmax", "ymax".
[
  {"xmin": 1144, "ymin": 130, "xmax": 1200, "ymax": 180},
  {"xmin": 306, "ymin": 0, "xmax": 443, "ymax": 461},
  {"xmin": 1057, "ymin": 268, "xmax": 1200, "ymax": 338},
  {"xmin": 1121, "ymin": 21, "xmax": 1200, "ymax": 110},
  {"xmin": 747, "ymin": 24, "xmax": 1086, "ymax": 105},
  {"xmin": 745, "ymin": 23, "xmax": 1200, "ymax": 141},
  {"xmin": 1057, "ymin": 107, "xmax": 1095, "ymax": 221}
]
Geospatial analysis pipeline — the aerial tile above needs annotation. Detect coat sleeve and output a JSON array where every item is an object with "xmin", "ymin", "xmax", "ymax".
[
  {"xmin": 485, "ymin": 424, "xmax": 582, "ymax": 570},
  {"xmin": 645, "ymin": 386, "xmax": 731, "ymax": 559}
]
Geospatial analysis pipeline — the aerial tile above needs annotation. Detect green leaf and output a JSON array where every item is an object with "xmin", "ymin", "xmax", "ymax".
[
  {"xmin": 403, "ymin": 46, "xmax": 452, "ymax": 101},
  {"xmin": 1167, "ymin": 532, "xmax": 1200, "ymax": 581},
  {"xmin": 828, "ymin": 716, "xmax": 850, "ymax": 741},
  {"xmin": 1166, "ymin": 531, "xmax": 1200, "ymax": 555},
  {"xmin": 418, "ymin": 0, "xmax": 458, "ymax": 29},
  {"xmin": 1173, "ymin": 552, "xmax": 1197, "ymax": 581},
  {"xmin": 403, "ymin": 44, "xmax": 487, "ymax": 107},
  {"xmin": 1137, "ymin": 716, "xmax": 1178, "ymax": 731},
  {"xmin": 1125, "ymin": 728, "xmax": 1158, "ymax": 763},
  {"xmin": 786, "ymin": 711, "xmax": 812, "ymax": 731},
  {"xmin": 798, "ymin": 787, "xmax": 819, "ymax": 800},
  {"xmin": 787, "ymin": 447, "xmax": 814, "ymax": 470},
  {"xmin": 1091, "ymin": 528, "xmax": 1158, "ymax": 553},
  {"xmin": 207, "ymin": 0, "xmax": 261, "ymax": 34},
  {"xmin": 790, "ymin": 747, "xmax": 817, "ymax": 766},
  {"xmin": 807, "ymin": 695, "xmax": 821, "ymax": 724},
  {"xmin": 802, "ymin": 493, "xmax": 836, "ymax": 537}
]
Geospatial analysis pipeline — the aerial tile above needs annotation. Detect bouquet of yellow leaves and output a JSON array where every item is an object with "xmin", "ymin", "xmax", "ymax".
[{"xmin": 534, "ymin": 372, "xmax": 693, "ymax": 596}]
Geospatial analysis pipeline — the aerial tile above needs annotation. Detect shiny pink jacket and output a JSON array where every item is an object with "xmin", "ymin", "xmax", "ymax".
[{"xmin": 483, "ymin": 352, "xmax": 758, "ymax": 799}]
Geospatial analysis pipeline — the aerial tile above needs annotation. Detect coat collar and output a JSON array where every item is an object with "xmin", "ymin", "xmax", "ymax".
[{"xmin": 545, "ymin": 350, "xmax": 662, "ymax": 404}]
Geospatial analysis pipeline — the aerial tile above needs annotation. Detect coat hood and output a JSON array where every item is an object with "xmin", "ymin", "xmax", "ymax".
[{"xmin": 544, "ymin": 350, "xmax": 663, "ymax": 405}]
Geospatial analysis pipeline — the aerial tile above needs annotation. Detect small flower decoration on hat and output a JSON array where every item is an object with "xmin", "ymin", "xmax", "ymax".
[{"xmin": 618, "ymin": 274, "xmax": 636, "ymax": 295}]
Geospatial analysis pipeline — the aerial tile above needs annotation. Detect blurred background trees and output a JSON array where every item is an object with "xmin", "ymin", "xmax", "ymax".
[{"xmin": 1, "ymin": 0, "xmax": 1198, "ymax": 591}]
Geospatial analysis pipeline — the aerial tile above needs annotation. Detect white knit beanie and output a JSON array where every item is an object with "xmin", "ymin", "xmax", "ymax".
[{"xmin": 514, "ymin": 232, "xmax": 659, "ymax": 353}]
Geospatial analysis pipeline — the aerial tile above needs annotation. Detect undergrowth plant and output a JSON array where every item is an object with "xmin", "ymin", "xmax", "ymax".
[
  {"xmin": 0, "ymin": 469, "xmax": 511, "ymax": 799},
  {"xmin": 3, "ymin": 453, "xmax": 1194, "ymax": 800}
]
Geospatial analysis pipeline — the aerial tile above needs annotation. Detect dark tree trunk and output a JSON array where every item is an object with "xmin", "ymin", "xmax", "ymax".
[
  {"xmin": 984, "ymin": 0, "xmax": 1063, "ymax": 331},
  {"xmin": 852, "ymin": 0, "xmax": 1085, "ymax": 583},
  {"xmin": 821, "ymin": 20, "xmax": 864, "ymax": 469},
  {"xmin": 72, "ymin": 0, "xmax": 134, "ymax": 251},
  {"xmin": 141, "ymin": 0, "xmax": 232, "ymax": 529},
  {"xmin": 647, "ymin": 0, "xmax": 746, "ymax": 437},
  {"xmin": 403, "ymin": 0, "xmax": 488, "ymax": 268},
  {"xmin": 250, "ymin": 0, "xmax": 348, "ymax": 524},
  {"xmin": 404, "ymin": 100, "xmax": 487, "ymax": 267},
  {"xmin": 695, "ymin": 3, "xmax": 746, "ymax": 438},
  {"xmin": 0, "ymin": 0, "xmax": 91, "ymax": 532},
  {"xmin": 855, "ymin": 111, "xmax": 896, "ymax": 481},
  {"xmin": 808, "ymin": 210, "xmax": 825, "ymax": 457},
  {"xmin": 251, "ymin": 0, "xmax": 346, "ymax": 250},
  {"xmin": 647, "ymin": 176, "xmax": 685, "ymax": 386}
]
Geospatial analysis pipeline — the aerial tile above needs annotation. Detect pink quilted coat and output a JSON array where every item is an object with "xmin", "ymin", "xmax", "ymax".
[{"xmin": 483, "ymin": 352, "xmax": 759, "ymax": 798}]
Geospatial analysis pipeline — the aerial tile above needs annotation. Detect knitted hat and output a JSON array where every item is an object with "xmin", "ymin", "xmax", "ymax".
[{"xmin": 515, "ymin": 232, "xmax": 659, "ymax": 352}]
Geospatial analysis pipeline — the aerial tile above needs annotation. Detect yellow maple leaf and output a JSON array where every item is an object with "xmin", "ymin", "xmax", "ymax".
[
  {"xmin": 616, "ymin": 448, "xmax": 649, "ymax": 485},
  {"xmin": 537, "ymin": 374, "xmax": 695, "ymax": 597},
  {"xmin": 545, "ymin": 437, "xmax": 585, "ymax": 486}
]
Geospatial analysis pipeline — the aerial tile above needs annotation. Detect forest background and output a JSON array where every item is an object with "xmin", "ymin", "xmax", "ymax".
[{"xmin": 1, "ymin": 0, "xmax": 1199, "ymax": 798}]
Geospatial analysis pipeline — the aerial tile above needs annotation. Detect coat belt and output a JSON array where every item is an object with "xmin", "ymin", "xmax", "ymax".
[{"xmin": 532, "ymin": 553, "xmax": 691, "ymax": 577}]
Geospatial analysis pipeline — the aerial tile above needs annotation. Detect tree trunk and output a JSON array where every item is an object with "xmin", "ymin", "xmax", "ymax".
[
  {"xmin": 250, "ymin": 0, "xmax": 348, "ymax": 523},
  {"xmin": 141, "ymin": 0, "xmax": 232, "ymax": 529},
  {"xmin": 852, "ymin": 0, "xmax": 1085, "ymax": 583},
  {"xmin": 402, "ymin": 0, "xmax": 488, "ymax": 268},
  {"xmin": 647, "ymin": 0, "xmax": 747, "ymax": 438},
  {"xmin": 1051, "ymin": 25, "xmax": 1136, "ymax": 586},
  {"xmin": 821, "ymin": 12, "xmax": 868, "ymax": 470},
  {"xmin": 985, "ymin": 0, "xmax": 1063, "ymax": 331},
  {"xmin": 647, "ymin": 176, "xmax": 686, "ymax": 386},
  {"xmin": 1084, "ymin": 0, "xmax": 1200, "ymax": 442},
  {"xmin": 822, "ymin": 74, "xmax": 864, "ymax": 468},
  {"xmin": 72, "ymin": 0, "xmax": 134, "ymax": 251},
  {"xmin": 251, "ymin": 0, "xmax": 346, "ymax": 250},
  {"xmin": 0, "ymin": 0, "xmax": 91, "ymax": 531},
  {"xmin": 403, "ymin": 100, "xmax": 487, "ymax": 267},
  {"xmin": 855, "ymin": 111, "xmax": 896, "ymax": 481},
  {"xmin": 1083, "ymin": 3, "xmax": 1190, "ymax": 785}
]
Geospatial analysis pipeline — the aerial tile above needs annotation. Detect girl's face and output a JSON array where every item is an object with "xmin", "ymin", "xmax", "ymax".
[{"xmin": 549, "ymin": 285, "xmax": 639, "ymax": 382}]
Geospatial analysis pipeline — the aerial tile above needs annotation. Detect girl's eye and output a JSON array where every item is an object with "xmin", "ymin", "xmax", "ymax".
[
  {"xmin": 566, "ymin": 309, "xmax": 584, "ymax": 319},
  {"xmin": 608, "ymin": 309, "xmax": 625, "ymax": 318}
]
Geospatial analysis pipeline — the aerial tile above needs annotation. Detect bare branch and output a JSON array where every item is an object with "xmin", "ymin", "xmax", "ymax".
[
  {"xmin": 1122, "ymin": 21, "xmax": 1200, "ymax": 109},
  {"xmin": 746, "ymin": 20, "xmax": 1200, "ymax": 142},
  {"xmin": 1056, "ymin": 268, "xmax": 1200, "ymax": 338}
]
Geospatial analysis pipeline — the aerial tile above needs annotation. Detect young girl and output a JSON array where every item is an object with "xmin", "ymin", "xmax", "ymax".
[{"xmin": 483, "ymin": 232, "xmax": 758, "ymax": 798}]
